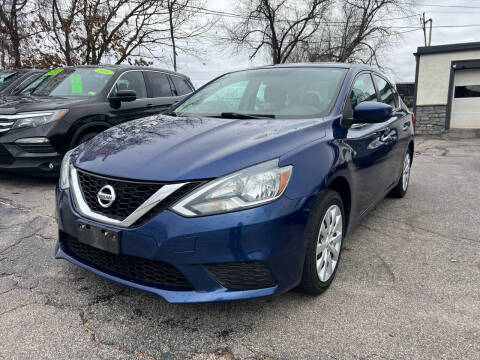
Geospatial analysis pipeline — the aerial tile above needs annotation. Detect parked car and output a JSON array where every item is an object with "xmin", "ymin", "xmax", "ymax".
[
  {"xmin": 0, "ymin": 69, "xmax": 46, "ymax": 96},
  {"xmin": 55, "ymin": 63, "xmax": 414, "ymax": 303},
  {"xmin": 0, "ymin": 65, "xmax": 193, "ymax": 176}
]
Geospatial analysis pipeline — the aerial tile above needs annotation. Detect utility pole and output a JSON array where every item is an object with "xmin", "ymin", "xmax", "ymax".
[{"xmin": 420, "ymin": 12, "xmax": 433, "ymax": 46}]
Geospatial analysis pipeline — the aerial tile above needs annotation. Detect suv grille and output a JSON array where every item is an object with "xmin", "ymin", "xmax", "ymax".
[
  {"xmin": 77, "ymin": 170, "xmax": 163, "ymax": 221},
  {"xmin": 64, "ymin": 235, "xmax": 193, "ymax": 290},
  {"xmin": 0, "ymin": 117, "xmax": 14, "ymax": 134},
  {"xmin": 204, "ymin": 262, "xmax": 276, "ymax": 290}
]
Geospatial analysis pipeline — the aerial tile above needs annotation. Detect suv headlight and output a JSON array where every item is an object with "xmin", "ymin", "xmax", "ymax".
[
  {"xmin": 171, "ymin": 159, "xmax": 292, "ymax": 217},
  {"xmin": 59, "ymin": 148, "xmax": 75, "ymax": 190},
  {"xmin": 11, "ymin": 109, "xmax": 68, "ymax": 130}
]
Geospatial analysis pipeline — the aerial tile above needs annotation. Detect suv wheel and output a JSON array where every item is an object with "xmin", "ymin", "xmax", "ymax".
[{"xmin": 299, "ymin": 190, "xmax": 345, "ymax": 295}]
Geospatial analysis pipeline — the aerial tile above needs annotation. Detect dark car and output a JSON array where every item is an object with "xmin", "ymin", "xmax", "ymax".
[
  {"xmin": 55, "ymin": 63, "xmax": 414, "ymax": 303},
  {"xmin": 0, "ymin": 65, "xmax": 194, "ymax": 176},
  {"xmin": 0, "ymin": 69, "xmax": 46, "ymax": 96}
]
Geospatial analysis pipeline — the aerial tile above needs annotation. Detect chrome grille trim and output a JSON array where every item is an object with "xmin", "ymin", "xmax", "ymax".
[
  {"xmin": 0, "ymin": 117, "xmax": 17, "ymax": 134},
  {"xmin": 70, "ymin": 167, "xmax": 188, "ymax": 227}
]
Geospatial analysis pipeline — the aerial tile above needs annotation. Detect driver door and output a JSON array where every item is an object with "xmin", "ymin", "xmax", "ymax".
[
  {"xmin": 344, "ymin": 72, "xmax": 394, "ymax": 218},
  {"xmin": 108, "ymin": 70, "xmax": 153, "ymax": 126}
]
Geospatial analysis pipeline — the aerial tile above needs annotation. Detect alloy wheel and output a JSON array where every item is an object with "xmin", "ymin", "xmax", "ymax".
[{"xmin": 316, "ymin": 205, "xmax": 343, "ymax": 282}]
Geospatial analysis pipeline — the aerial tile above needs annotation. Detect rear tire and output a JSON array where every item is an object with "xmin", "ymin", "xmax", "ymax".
[
  {"xmin": 299, "ymin": 190, "xmax": 345, "ymax": 295},
  {"xmin": 389, "ymin": 151, "xmax": 411, "ymax": 198}
]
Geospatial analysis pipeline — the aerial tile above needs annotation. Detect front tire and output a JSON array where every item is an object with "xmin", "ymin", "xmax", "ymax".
[{"xmin": 299, "ymin": 190, "xmax": 345, "ymax": 295}]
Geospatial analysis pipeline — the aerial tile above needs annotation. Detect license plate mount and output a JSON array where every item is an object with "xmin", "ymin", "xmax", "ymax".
[{"xmin": 77, "ymin": 223, "xmax": 120, "ymax": 255}]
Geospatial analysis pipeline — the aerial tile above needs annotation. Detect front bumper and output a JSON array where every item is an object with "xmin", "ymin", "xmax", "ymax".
[
  {"xmin": 0, "ymin": 125, "xmax": 63, "ymax": 176},
  {"xmin": 55, "ymin": 186, "xmax": 313, "ymax": 303},
  {"xmin": 0, "ymin": 142, "xmax": 62, "ymax": 176}
]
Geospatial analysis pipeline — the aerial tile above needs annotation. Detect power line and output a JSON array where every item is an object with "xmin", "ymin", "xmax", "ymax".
[
  {"xmin": 184, "ymin": 4, "xmax": 421, "ymax": 24},
  {"xmin": 411, "ymin": 2, "xmax": 480, "ymax": 9}
]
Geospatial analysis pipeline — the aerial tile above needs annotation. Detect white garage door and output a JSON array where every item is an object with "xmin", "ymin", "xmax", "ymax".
[{"xmin": 451, "ymin": 69, "xmax": 480, "ymax": 129}]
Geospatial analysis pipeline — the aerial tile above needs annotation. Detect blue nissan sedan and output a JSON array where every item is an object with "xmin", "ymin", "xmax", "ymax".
[{"xmin": 55, "ymin": 63, "xmax": 414, "ymax": 303}]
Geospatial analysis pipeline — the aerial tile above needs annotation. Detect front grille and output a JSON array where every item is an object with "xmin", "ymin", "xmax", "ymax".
[
  {"xmin": 134, "ymin": 181, "xmax": 206, "ymax": 226},
  {"xmin": 17, "ymin": 143, "xmax": 57, "ymax": 153},
  {"xmin": 0, "ymin": 118, "xmax": 14, "ymax": 134},
  {"xmin": 77, "ymin": 170, "xmax": 163, "ymax": 221},
  {"xmin": 64, "ymin": 235, "xmax": 193, "ymax": 290},
  {"xmin": 204, "ymin": 262, "xmax": 276, "ymax": 290}
]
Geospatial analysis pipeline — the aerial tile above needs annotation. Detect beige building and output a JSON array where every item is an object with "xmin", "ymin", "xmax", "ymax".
[{"xmin": 414, "ymin": 42, "xmax": 480, "ymax": 134}]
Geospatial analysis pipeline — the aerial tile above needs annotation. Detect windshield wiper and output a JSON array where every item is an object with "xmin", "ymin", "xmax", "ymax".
[
  {"xmin": 163, "ymin": 110, "xmax": 177, "ymax": 117},
  {"xmin": 218, "ymin": 112, "xmax": 276, "ymax": 119}
]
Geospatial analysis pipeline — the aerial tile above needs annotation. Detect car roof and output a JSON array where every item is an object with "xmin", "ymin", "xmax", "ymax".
[
  {"xmin": 266, "ymin": 62, "xmax": 377, "ymax": 72},
  {"xmin": 225, "ymin": 62, "xmax": 379, "ymax": 76},
  {"xmin": 61, "ymin": 64, "xmax": 189, "ymax": 78},
  {"xmin": 0, "ymin": 68, "xmax": 45, "ymax": 73}
]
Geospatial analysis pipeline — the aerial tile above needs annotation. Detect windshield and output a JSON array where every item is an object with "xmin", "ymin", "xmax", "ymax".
[
  {"xmin": 0, "ymin": 71, "xmax": 19, "ymax": 90},
  {"xmin": 175, "ymin": 67, "xmax": 347, "ymax": 119},
  {"xmin": 21, "ymin": 67, "xmax": 115, "ymax": 97}
]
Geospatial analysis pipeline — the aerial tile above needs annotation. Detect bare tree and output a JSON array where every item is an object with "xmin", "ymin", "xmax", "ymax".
[
  {"xmin": 0, "ymin": 0, "xmax": 38, "ymax": 67},
  {"xmin": 223, "ymin": 0, "xmax": 330, "ymax": 64},
  {"xmin": 36, "ymin": 0, "xmax": 173, "ymax": 66},
  {"xmin": 290, "ymin": 0, "xmax": 409, "ymax": 68},
  {"xmin": 81, "ymin": 0, "xmax": 172, "ymax": 65},
  {"xmin": 166, "ymin": 0, "xmax": 214, "ymax": 71}
]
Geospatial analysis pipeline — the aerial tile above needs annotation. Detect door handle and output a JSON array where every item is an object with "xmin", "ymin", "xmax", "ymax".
[
  {"xmin": 146, "ymin": 103, "xmax": 154, "ymax": 107},
  {"xmin": 402, "ymin": 122, "xmax": 410, "ymax": 131},
  {"xmin": 380, "ymin": 134, "xmax": 392, "ymax": 142}
]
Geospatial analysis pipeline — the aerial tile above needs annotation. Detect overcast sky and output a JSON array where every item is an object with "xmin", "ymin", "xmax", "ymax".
[{"xmin": 172, "ymin": 0, "xmax": 480, "ymax": 86}]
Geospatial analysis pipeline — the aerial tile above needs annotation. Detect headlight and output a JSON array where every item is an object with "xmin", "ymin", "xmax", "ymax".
[
  {"xmin": 171, "ymin": 159, "xmax": 292, "ymax": 217},
  {"xmin": 59, "ymin": 148, "xmax": 75, "ymax": 189},
  {"xmin": 11, "ymin": 109, "xmax": 68, "ymax": 130}
]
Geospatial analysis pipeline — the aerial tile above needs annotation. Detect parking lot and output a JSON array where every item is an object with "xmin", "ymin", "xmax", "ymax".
[{"xmin": 0, "ymin": 136, "xmax": 479, "ymax": 360}]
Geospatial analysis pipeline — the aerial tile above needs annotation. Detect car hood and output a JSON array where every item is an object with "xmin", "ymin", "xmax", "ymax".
[
  {"xmin": 75, "ymin": 115, "xmax": 327, "ymax": 181},
  {"xmin": 0, "ymin": 95, "xmax": 90, "ymax": 114}
]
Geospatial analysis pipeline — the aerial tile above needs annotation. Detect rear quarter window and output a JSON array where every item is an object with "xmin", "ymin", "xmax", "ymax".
[{"xmin": 171, "ymin": 75, "xmax": 193, "ymax": 96}]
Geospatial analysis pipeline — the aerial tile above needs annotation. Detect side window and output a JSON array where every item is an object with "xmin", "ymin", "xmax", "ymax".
[
  {"xmin": 111, "ymin": 71, "xmax": 147, "ymax": 99},
  {"xmin": 373, "ymin": 75, "xmax": 398, "ymax": 108},
  {"xmin": 204, "ymin": 80, "xmax": 248, "ymax": 110},
  {"xmin": 350, "ymin": 73, "xmax": 377, "ymax": 109},
  {"xmin": 145, "ymin": 71, "xmax": 173, "ymax": 97},
  {"xmin": 170, "ymin": 75, "xmax": 193, "ymax": 96}
]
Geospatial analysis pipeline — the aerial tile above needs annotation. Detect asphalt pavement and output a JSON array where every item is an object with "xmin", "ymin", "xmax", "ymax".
[{"xmin": 0, "ymin": 136, "xmax": 479, "ymax": 360}]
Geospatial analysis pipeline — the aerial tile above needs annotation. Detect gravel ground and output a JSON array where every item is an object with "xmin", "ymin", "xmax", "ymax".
[{"xmin": 0, "ymin": 137, "xmax": 479, "ymax": 360}]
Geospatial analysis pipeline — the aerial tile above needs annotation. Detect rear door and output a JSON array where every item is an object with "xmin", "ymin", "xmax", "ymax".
[
  {"xmin": 143, "ymin": 71, "xmax": 182, "ymax": 115},
  {"xmin": 344, "ymin": 72, "xmax": 395, "ymax": 218},
  {"xmin": 372, "ymin": 74, "xmax": 409, "ymax": 189},
  {"xmin": 108, "ymin": 70, "xmax": 152, "ymax": 125}
]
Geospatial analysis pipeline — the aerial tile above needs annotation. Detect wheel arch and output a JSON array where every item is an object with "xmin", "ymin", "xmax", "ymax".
[
  {"xmin": 70, "ymin": 120, "xmax": 111, "ymax": 148},
  {"xmin": 408, "ymin": 140, "xmax": 414, "ymax": 164},
  {"xmin": 325, "ymin": 175, "xmax": 352, "ymax": 232}
]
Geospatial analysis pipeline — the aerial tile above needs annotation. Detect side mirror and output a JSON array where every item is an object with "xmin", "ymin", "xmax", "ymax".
[
  {"xmin": 353, "ymin": 101, "xmax": 392, "ymax": 124},
  {"xmin": 109, "ymin": 89, "xmax": 136, "ymax": 103}
]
